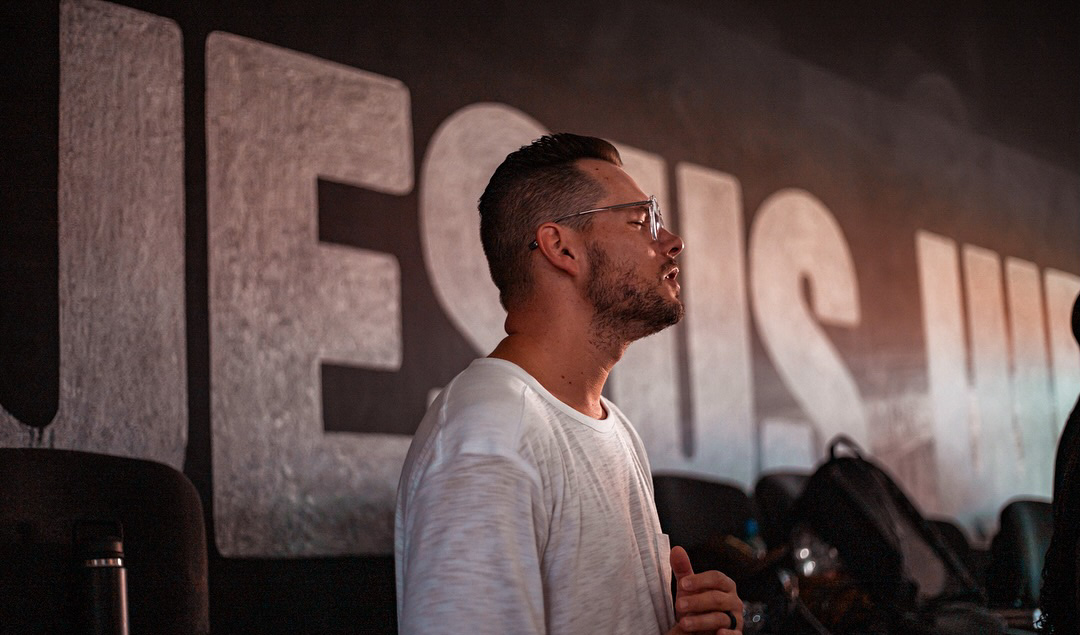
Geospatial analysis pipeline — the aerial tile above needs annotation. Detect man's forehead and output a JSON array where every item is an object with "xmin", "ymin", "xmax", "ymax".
[{"xmin": 574, "ymin": 158, "xmax": 647, "ymax": 203}]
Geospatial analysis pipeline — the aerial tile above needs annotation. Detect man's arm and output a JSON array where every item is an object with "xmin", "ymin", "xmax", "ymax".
[
  {"xmin": 666, "ymin": 546, "xmax": 744, "ymax": 635},
  {"xmin": 398, "ymin": 453, "xmax": 547, "ymax": 635}
]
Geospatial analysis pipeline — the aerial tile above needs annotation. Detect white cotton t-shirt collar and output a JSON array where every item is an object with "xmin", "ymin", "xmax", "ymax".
[{"xmin": 474, "ymin": 357, "xmax": 615, "ymax": 433}]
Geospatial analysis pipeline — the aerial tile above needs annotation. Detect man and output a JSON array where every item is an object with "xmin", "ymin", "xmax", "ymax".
[
  {"xmin": 395, "ymin": 133, "xmax": 743, "ymax": 634},
  {"xmin": 1039, "ymin": 293, "xmax": 1080, "ymax": 634}
]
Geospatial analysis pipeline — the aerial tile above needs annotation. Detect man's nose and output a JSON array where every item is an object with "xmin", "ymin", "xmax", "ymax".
[{"xmin": 660, "ymin": 226, "xmax": 683, "ymax": 258}]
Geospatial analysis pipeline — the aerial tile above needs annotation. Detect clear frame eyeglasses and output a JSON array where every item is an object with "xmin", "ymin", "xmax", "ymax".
[{"xmin": 528, "ymin": 195, "xmax": 663, "ymax": 250}]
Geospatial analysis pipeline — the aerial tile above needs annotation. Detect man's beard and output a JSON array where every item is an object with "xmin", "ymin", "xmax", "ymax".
[{"xmin": 585, "ymin": 242, "xmax": 684, "ymax": 347}]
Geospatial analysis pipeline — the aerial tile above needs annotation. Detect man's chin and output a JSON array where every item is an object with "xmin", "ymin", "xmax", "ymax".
[
  {"xmin": 669, "ymin": 302, "xmax": 685, "ymax": 326},
  {"xmin": 660, "ymin": 293, "xmax": 685, "ymax": 325},
  {"xmin": 662, "ymin": 304, "xmax": 685, "ymax": 330},
  {"xmin": 636, "ymin": 299, "xmax": 684, "ymax": 338}
]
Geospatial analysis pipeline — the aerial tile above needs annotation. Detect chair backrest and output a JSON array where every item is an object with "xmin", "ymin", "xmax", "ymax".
[
  {"xmin": 0, "ymin": 448, "xmax": 209, "ymax": 634},
  {"xmin": 652, "ymin": 474, "xmax": 754, "ymax": 550},
  {"xmin": 752, "ymin": 471, "xmax": 809, "ymax": 549},
  {"xmin": 986, "ymin": 499, "xmax": 1053, "ymax": 608}
]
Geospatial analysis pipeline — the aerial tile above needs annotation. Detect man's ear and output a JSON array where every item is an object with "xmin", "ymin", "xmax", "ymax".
[{"xmin": 533, "ymin": 222, "xmax": 584, "ymax": 276}]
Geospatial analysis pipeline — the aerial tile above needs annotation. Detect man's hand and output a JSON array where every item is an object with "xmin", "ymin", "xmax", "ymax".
[{"xmin": 665, "ymin": 545, "xmax": 743, "ymax": 635}]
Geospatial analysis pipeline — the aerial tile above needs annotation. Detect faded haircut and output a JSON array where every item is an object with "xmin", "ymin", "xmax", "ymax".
[{"xmin": 478, "ymin": 133, "xmax": 622, "ymax": 310}]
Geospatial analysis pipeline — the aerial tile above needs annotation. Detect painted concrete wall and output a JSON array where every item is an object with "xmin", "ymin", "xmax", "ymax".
[{"xmin": 1, "ymin": 0, "xmax": 1077, "ymax": 629}]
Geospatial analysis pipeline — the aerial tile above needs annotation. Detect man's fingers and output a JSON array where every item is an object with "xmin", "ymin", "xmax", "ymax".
[
  {"xmin": 670, "ymin": 545, "xmax": 694, "ymax": 581},
  {"xmin": 677, "ymin": 607, "xmax": 741, "ymax": 633},
  {"xmin": 669, "ymin": 555, "xmax": 744, "ymax": 633},
  {"xmin": 675, "ymin": 589, "xmax": 740, "ymax": 615},
  {"xmin": 676, "ymin": 568, "xmax": 736, "ymax": 593}
]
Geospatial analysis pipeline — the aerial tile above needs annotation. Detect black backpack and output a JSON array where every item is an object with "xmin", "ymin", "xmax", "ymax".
[{"xmin": 790, "ymin": 436, "xmax": 1004, "ymax": 634}]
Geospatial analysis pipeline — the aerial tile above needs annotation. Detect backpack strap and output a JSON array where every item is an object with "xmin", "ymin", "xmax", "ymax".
[
  {"xmin": 875, "ymin": 470, "xmax": 985, "ymax": 602},
  {"xmin": 829, "ymin": 435, "xmax": 864, "ymax": 461}
]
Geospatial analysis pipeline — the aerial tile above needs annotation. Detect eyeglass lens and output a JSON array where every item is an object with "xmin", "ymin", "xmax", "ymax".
[{"xmin": 650, "ymin": 198, "xmax": 662, "ymax": 241}]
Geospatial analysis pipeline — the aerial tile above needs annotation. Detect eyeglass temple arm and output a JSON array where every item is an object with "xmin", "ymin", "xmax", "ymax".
[{"xmin": 551, "ymin": 199, "xmax": 655, "ymax": 224}]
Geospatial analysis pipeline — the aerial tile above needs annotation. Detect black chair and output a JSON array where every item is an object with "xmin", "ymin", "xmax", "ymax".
[
  {"xmin": 928, "ymin": 516, "xmax": 1000, "ymax": 600},
  {"xmin": 752, "ymin": 471, "xmax": 809, "ymax": 550},
  {"xmin": 985, "ymin": 499, "xmax": 1053, "ymax": 609},
  {"xmin": 652, "ymin": 473, "xmax": 781, "ymax": 602},
  {"xmin": 653, "ymin": 473, "xmax": 755, "ymax": 552},
  {"xmin": 0, "ymin": 448, "xmax": 209, "ymax": 634}
]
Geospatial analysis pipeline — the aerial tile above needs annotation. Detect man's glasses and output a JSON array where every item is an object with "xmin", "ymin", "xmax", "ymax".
[{"xmin": 528, "ymin": 195, "xmax": 663, "ymax": 250}]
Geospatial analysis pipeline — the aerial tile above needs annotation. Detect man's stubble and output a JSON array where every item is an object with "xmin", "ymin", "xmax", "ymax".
[{"xmin": 584, "ymin": 242, "xmax": 684, "ymax": 350}]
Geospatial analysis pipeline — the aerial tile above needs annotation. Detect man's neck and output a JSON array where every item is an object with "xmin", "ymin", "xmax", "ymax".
[{"xmin": 489, "ymin": 330, "xmax": 625, "ymax": 420}]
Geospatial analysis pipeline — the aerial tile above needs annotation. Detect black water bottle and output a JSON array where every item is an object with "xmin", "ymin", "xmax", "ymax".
[{"xmin": 76, "ymin": 521, "xmax": 130, "ymax": 635}]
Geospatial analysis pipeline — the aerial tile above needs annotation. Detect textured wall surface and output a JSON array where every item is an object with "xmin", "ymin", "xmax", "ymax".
[
  {"xmin": 206, "ymin": 33, "xmax": 412, "ymax": 555},
  {"xmin": 0, "ymin": 0, "xmax": 187, "ymax": 469},
  {"xmin": 0, "ymin": 2, "xmax": 1077, "ymax": 627}
]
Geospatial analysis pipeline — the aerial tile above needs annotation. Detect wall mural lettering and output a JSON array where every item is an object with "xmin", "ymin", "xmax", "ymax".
[{"xmin": 1, "ymin": 0, "xmax": 1078, "ymax": 557}]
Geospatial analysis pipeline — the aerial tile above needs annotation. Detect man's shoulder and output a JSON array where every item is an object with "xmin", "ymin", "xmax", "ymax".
[
  {"xmin": 439, "ymin": 358, "xmax": 532, "ymax": 417},
  {"xmin": 600, "ymin": 397, "xmax": 649, "ymax": 454},
  {"xmin": 421, "ymin": 358, "xmax": 553, "ymax": 455}
]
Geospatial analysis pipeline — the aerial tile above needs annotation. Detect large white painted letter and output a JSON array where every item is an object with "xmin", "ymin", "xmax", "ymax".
[
  {"xmin": 1004, "ymin": 257, "xmax": 1054, "ymax": 495},
  {"xmin": 917, "ymin": 231, "xmax": 974, "ymax": 515},
  {"xmin": 419, "ymin": 103, "xmax": 546, "ymax": 355},
  {"xmin": 963, "ymin": 246, "xmax": 1022, "ymax": 506},
  {"xmin": 0, "ymin": 0, "xmax": 187, "ymax": 469},
  {"xmin": 670, "ymin": 162, "xmax": 754, "ymax": 485},
  {"xmin": 749, "ymin": 189, "xmax": 867, "ymax": 455},
  {"xmin": 206, "ymin": 33, "xmax": 411, "ymax": 556},
  {"xmin": 606, "ymin": 147, "xmax": 684, "ymax": 473}
]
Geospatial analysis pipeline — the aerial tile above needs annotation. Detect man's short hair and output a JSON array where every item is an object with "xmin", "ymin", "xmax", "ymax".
[{"xmin": 479, "ymin": 133, "xmax": 622, "ymax": 310}]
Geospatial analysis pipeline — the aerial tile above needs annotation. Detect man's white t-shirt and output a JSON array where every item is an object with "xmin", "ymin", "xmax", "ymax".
[{"xmin": 395, "ymin": 357, "xmax": 675, "ymax": 634}]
